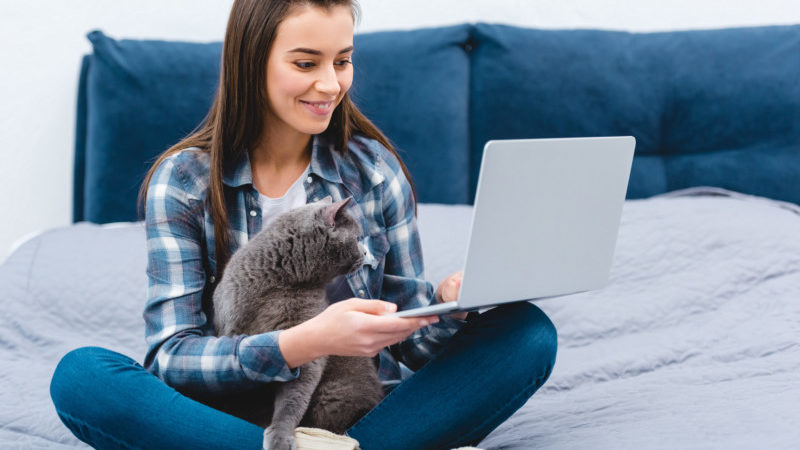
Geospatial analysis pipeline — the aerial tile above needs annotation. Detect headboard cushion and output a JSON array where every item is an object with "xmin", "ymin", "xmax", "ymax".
[
  {"xmin": 469, "ymin": 24, "xmax": 800, "ymax": 204},
  {"xmin": 349, "ymin": 25, "xmax": 472, "ymax": 205},
  {"xmin": 78, "ymin": 31, "xmax": 222, "ymax": 223}
]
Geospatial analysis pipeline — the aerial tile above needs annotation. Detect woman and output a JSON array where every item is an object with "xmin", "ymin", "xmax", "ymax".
[{"xmin": 50, "ymin": 1, "xmax": 557, "ymax": 449}]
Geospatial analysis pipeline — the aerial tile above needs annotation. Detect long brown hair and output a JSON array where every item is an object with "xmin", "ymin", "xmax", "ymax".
[{"xmin": 138, "ymin": 0, "xmax": 417, "ymax": 279}]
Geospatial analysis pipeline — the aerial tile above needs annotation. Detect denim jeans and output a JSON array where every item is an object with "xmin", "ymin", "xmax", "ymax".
[{"xmin": 50, "ymin": 302, "xmax": 557, "ymax": 450}]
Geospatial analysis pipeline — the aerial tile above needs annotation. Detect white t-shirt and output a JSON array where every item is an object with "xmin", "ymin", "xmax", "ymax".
[{"xmin": 257, "ymin": 163, "xmax": 311, "ymax": 230}]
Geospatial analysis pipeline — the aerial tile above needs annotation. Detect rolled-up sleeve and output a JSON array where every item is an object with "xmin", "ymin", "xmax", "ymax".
[
  {"xmin": 143, "ymin": 154, "xmax": 298, "ymax": 397},
  {"xmin": 378, "ymin": 151, "xmax": 468, "ymax": 371}
]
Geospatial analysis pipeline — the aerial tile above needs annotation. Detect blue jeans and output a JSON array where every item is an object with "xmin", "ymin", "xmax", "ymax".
[{"xmin": 50, "ymin": 302, "xmax": 556, "ymax": 450}]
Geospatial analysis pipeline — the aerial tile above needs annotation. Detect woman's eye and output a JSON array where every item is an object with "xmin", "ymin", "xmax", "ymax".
[{"xmin": 294, "ymin": 60, "xmax": 351, "ymax": 70}]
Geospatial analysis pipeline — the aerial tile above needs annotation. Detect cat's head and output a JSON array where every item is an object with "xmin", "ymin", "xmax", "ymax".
[{"xmin": 263, "ymin": 196, "xmax": 365, "ymax": 285}]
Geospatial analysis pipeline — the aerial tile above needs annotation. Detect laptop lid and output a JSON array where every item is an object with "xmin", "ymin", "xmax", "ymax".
[{"xmin": 456, "ymin": 136, "xmax": 635, "ymax": 309}]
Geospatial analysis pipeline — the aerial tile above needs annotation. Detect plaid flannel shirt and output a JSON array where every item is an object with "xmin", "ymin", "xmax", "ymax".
[{"xmin": 144, "ymin": 134, "xmax": 467, "ymax": 397}]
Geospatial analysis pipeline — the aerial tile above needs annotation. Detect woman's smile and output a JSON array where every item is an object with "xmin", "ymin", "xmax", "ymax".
[{"xmin": 300, "ymin": 99, "xmax": 335, "ymax": 116}]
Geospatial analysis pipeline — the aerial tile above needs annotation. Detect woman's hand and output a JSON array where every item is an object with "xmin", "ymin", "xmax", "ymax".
[
  {"xmin": 436, "ymin": 270, "xmax": 468, "ymax": 320},
  {"xmin": 278, "ymin": 298, "xmax": 439, "ymax": 368}
]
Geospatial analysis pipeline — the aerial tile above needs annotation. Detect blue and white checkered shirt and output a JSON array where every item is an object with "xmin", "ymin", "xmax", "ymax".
[{"xmin": 144, "ymin": 134, "xmax": 466, "ymax": 397}]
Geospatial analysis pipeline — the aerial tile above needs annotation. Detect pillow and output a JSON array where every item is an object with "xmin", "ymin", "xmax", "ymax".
[
  {"xmin": 351, "ymin": 24, "xmax": 472, "ymax": 205},
  {"xmin": 80, "ymin": 31, "xmax": 222, "ymax": 223},
  {"xmin": 469, "ymin": 24, "xmax": 800, "ymax": 204}
]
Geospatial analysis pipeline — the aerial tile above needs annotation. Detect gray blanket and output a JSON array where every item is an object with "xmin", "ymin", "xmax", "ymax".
[{"xmin": 2, "ymin": 189, "xmax": 798, "ymax": 448}]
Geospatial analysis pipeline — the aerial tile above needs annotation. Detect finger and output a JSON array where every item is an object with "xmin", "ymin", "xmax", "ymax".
[
  {"xmin": 447, "ymin": 271, "xmax": 462, "ymax": 283},
  {"xmin": 444, "ymin": 280, "xmax": 460, "ymax": 302},
  {"xmin": 365, "ymin": 317, "xmax": 428, "ymax": 334},
  {"xmin": 370, "ymin": 318, "xmax": 443, "ymax": 349},
  {"xmin": 376, "ymin": 326, "xmax": 430, "ymax": 346},
  {"xmin": 376, "ymin": 333, "xmax": 415, "ymax": 348},
  {"xmin": 363, "ymin": 314, "xmax": 440, "ymax": 334},
  {"xmin": 376, "ymin": 315, "xmax": 440, "ymax": 334},
  {"xmin": 342, "ymin": 298, "xmax": 397, "ymax": 315},
  {"xmin": 384, "ymin": 318, "xmax": 439, "ymax": 344}
]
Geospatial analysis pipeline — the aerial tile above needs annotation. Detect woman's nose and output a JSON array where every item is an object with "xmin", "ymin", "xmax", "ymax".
[{"xmin": 315, "ymin": 66, "xmax": 340, "ymax": 95}]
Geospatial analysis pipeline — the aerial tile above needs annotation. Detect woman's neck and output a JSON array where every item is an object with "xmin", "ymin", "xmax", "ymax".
[
  {"xmin": 249, "ymin": 127, "xmax": 312, "ymax": 198},
  {"xmin": 251, "ymin": 129, "xmax": 312, "ymax": 172}
]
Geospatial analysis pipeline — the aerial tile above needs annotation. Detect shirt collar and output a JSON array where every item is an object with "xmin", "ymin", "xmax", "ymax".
[
  {"xmin": 222, "ymin": 149, "xmax": 253, "ymax": 188},
  {"xmin": 309, "ymin": 133, "xmax": 344, "ymax": 185},
  {"xmin": 222, "ymin": 134, "xmax": 344, "ymax": 188}
]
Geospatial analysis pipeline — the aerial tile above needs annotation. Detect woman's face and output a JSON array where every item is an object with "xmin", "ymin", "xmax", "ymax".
[{"xmin": 265, "ymin": 5, "xmax": 354, "ymax": 138}]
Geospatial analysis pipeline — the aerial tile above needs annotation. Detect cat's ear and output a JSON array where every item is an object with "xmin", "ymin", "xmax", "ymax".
[{"xmin": 322, "ymin": 197, "xmax": 353, "ymax": 227}]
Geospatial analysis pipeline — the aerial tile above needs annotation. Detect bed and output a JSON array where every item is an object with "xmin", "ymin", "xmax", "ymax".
[
  {"xmin": 2, "ymin": 22, "xmax": 799, "ymax": 449},
  {"xmin": 3, "ymin": 188, "xmax": 800, "ymax": 448}
]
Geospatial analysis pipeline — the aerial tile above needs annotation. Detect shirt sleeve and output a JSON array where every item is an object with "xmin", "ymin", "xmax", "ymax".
[
  {"xmin": 143, "ymin": 154, "xmax": 299, "ymax": 398},
  {"xmin": 378, "ymin": 150, "xmax": 469, "ymax": 371}
]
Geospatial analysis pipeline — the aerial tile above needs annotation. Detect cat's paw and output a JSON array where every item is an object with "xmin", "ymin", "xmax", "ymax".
[{"xmin": 263, "ymin": 426, "xmax": 297, "ymax": 450}]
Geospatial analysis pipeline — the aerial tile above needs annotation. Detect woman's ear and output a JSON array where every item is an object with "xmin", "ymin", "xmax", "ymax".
[{"xmin": 322, "ymin": 197, "xmax": 353, "ymax": 227}]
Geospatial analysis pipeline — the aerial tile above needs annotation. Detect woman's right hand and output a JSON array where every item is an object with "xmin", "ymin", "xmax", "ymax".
[{"xmin": 278, "ymin": 298, "xmax": 439, "ymax": 368}]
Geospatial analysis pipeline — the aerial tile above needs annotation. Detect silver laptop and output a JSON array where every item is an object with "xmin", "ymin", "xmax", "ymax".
[{"xmin": 392, "ymin": 136, "xmax": 636, "ymax": 318}]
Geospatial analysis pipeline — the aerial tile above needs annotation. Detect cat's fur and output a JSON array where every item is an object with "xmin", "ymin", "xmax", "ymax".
[{"xmin": 212, "ymin": 197, "xmax": 384, "ymax": 450}]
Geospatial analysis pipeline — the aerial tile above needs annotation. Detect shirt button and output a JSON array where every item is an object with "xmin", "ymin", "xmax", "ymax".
[
  {"xmin": 313, "ymin": 197, "xmax": 319, "ymax": 202},
  {"xmin": 250, "ymin": 210, "xmax": 257, "ymax": 217},
  {"xmin": 210, "ymin": 275, "xmax": 216, "ymax": 283},
  {"xmin": 306, "ymin": 176, "xmax": 313, "ymax": 184},
  {"xmin": 358, "ymin": 289, "xmax": 365, "ymax": 297}
]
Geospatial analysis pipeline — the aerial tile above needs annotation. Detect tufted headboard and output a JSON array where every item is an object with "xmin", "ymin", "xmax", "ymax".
[{"xmin": 74, "ymin": 23, "xmax": 800, "ymax": 224}]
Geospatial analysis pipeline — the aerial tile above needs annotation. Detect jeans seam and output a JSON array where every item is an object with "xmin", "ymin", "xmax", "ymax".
[
  {"xmin": 444, "ymin": 365, "xmax": 553, "ymax": 449},
  {"xmin": 56, "ymin": 408, "xmax": 140, "ymax": 450}
]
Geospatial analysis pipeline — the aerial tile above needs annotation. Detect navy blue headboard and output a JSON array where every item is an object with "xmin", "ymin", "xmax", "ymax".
[{"xmin": 74, "ymin": 24, "xmax": 800, "ymax": 223}]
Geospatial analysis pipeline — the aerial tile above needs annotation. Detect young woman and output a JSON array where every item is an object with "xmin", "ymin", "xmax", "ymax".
[{"xmin": 50, "ymin": 1, "xmax": 557, "ymax": 449}]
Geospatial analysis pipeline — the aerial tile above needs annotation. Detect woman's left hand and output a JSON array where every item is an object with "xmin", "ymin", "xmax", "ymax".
[{"xmin": 436, "ymin": 270, "xmax": 468, "ymax": 320}]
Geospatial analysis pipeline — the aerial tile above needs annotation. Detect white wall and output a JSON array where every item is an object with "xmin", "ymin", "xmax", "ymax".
[{"xmin": 2, "ymin": 0, "xmax": 799, "ymax": 263}]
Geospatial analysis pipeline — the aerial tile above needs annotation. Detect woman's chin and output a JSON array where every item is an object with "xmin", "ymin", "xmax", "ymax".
[{"xmin": 297, "ymin": 119, "xmax": 333, "ymax": 136}]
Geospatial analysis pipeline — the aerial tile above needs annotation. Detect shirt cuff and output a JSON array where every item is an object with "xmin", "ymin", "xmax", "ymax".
[{"xmin": 238, "ymin": 331, "xmax": 301, "ymax": 383}]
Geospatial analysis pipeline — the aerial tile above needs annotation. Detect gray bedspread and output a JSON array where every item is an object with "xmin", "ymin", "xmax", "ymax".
[{"xmin": 2, "ymin": 188, "xmax": 799, "ymax": 449}]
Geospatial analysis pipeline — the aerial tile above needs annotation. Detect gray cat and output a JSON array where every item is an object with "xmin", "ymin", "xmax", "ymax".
[{"xmin": 213, "ymin": 197, "xmax": 384, "ymax": 450}]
